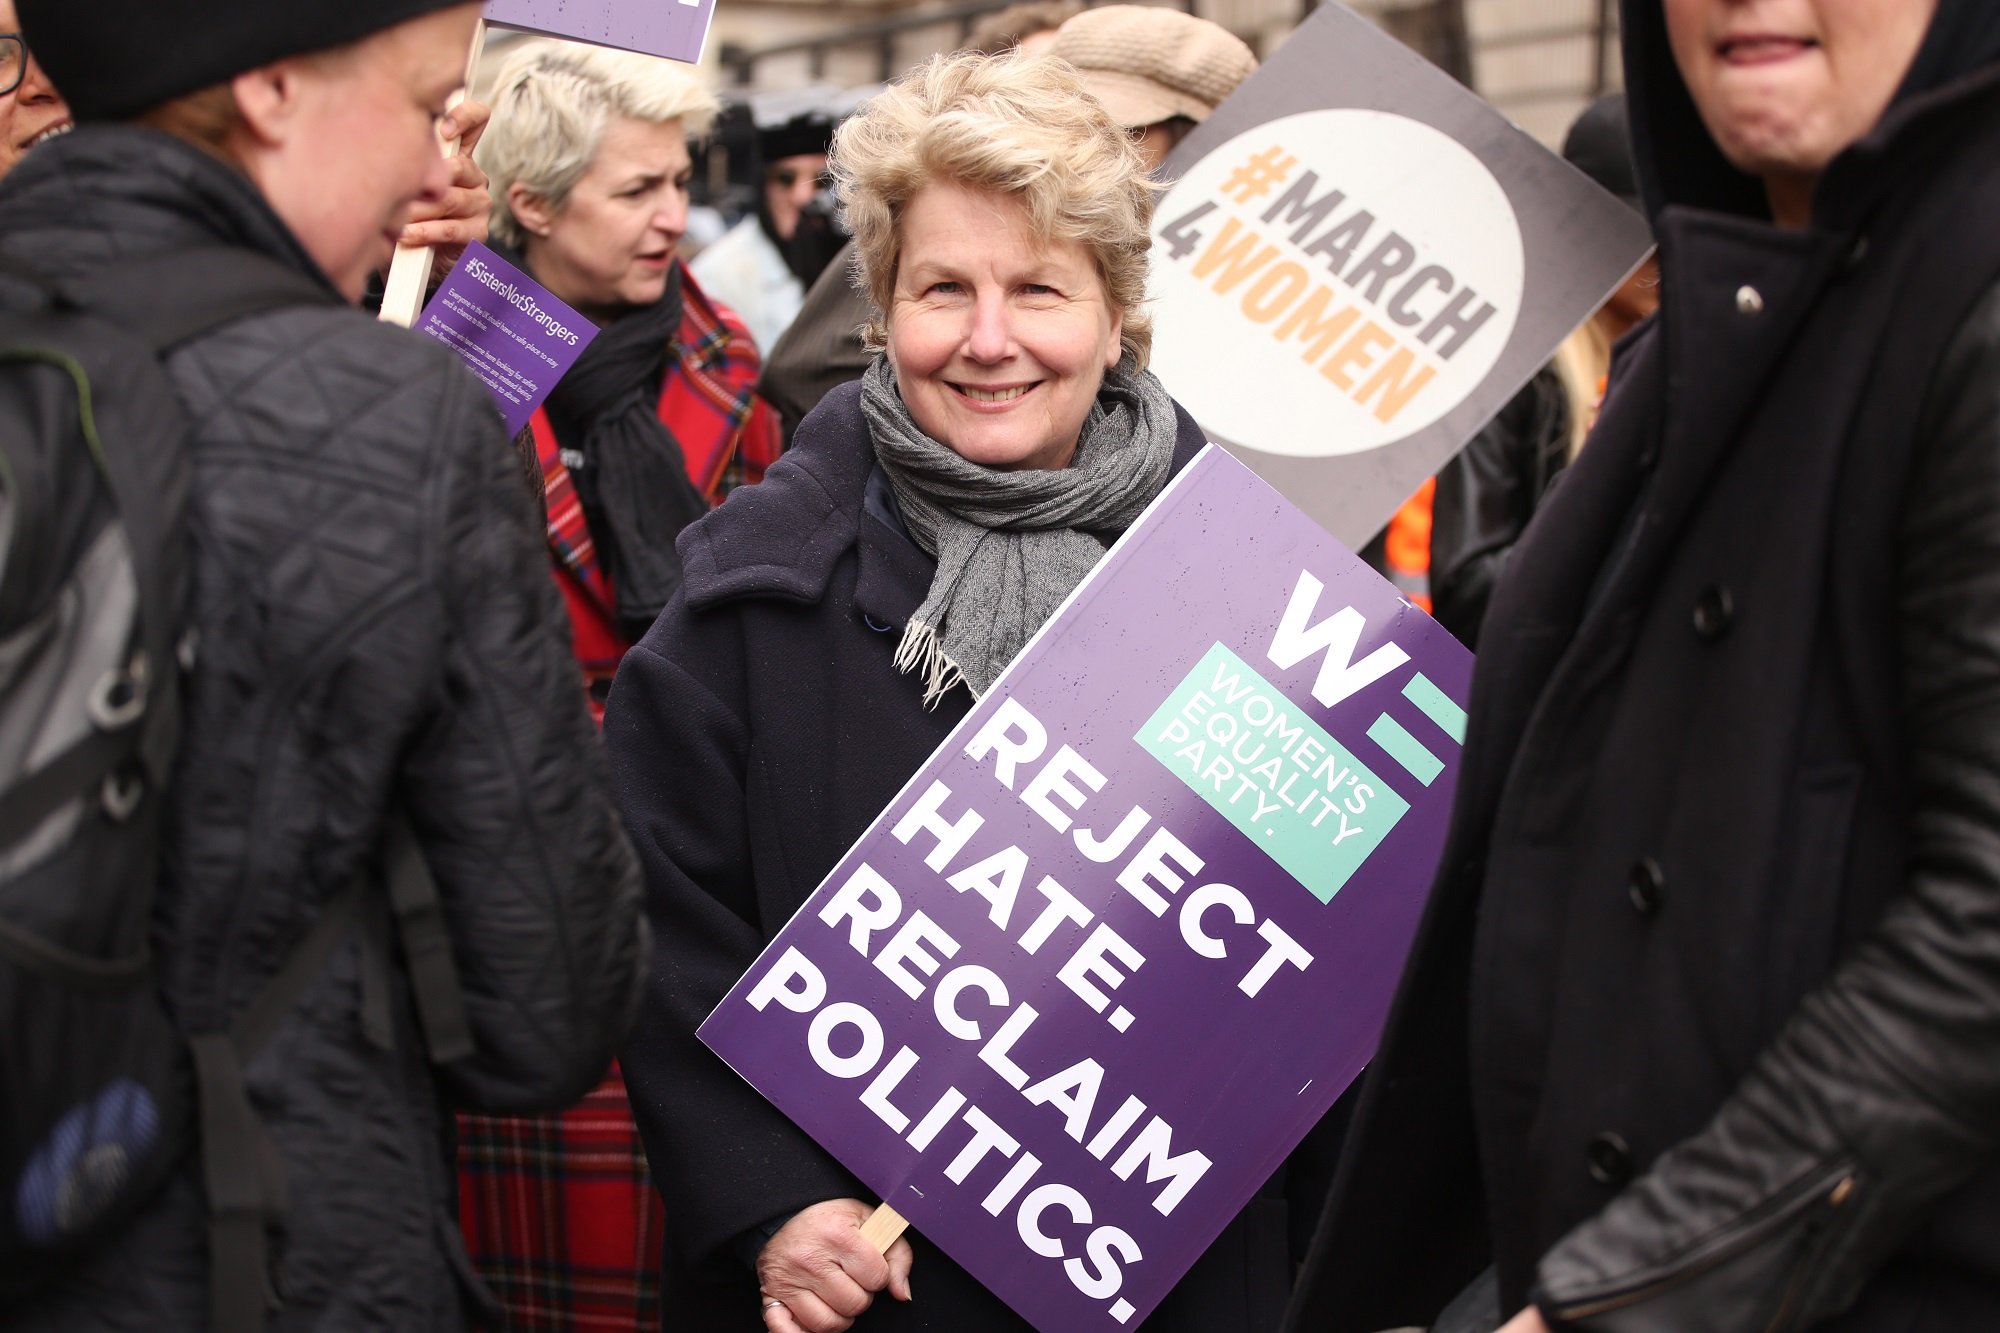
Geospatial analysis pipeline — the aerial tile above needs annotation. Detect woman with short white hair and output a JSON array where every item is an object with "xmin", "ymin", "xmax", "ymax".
[
  {"xmin": 454, "ymin": 41, "xmax": 780, "ymax": 1332},
  {"xmin": 477, "ymin": 40, "xmax": 779, "ymax": 709}
]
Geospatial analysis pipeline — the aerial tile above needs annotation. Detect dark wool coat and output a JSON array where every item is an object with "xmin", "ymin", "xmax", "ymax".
[
  {"xmin": 756, "ymin": 237, "xmax": 874, "ymax": 448},
  {"xmin": 606, "ymin": 381, "xmax": 1326, "ymax": 1330},
  {"xmin": 2, "ymin": 127, "xmax": 646, "ymax": 1331},
  {"xmin": 1288, "ymin": 9, "xmax": 2000, "ymax": 1333},
  {"xmin": 1429, "ymin": 366, "xmax": 1570, "ymax": 649}
]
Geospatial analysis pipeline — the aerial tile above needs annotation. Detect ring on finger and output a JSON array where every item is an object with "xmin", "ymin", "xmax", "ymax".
[{"xmin": 763, "ymin": 1298, "xmax": 786, "ymax": 1311}]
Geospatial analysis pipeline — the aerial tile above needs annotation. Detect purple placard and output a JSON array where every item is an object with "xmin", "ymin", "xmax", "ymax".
[
  {"xmin": 418, "ymin": 242, "xmax": 597, "ymax": 437},
  {"xmin": 699, "ymin": 446, "xmax": 1472, "ymax": 1331},
  {"xmin": 484, "ymin": 0, "xmax": 717, "ymax": 65}
]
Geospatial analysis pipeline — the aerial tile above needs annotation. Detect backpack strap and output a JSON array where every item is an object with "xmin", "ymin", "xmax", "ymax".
[
  {"xmin": 190, "ymin": 886, "xmax": 362, "ymax": 1333},
  {"xmin": 383, "ymin": 816, "xmax": 475, "ymax": 1065},
  {"xmin": 0, "ymin": 722, "xmax": 142, "ymax": 868},
  {"xmin": 353, "ymin": 817, "xmax": 476, "ymax": 1067},
  {"xmin": 191, "ymin": 816, "xmax": 472, "ymax": 1333}
]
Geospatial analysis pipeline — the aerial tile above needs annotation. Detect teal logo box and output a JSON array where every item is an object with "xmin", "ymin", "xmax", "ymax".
[{"xmin": 1137, "ymin": 642, "xmax": 1410, "ymax": 903}]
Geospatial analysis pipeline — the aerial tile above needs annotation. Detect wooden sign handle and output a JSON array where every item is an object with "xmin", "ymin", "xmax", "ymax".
[
  {"xmin": 860, "ymin": 1203, "xmax": 909, "ymax": 1253},
  {"xmin": 379, "ymin": 19, "xmax": 489, "ymax": 327}
]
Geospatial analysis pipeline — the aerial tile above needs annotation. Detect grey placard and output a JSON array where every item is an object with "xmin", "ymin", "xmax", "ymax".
[{"xmin": 1148, "ymin": 1, "xmax": 1653, "ymax": 546}]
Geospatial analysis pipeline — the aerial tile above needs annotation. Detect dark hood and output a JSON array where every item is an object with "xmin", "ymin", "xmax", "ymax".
[{"xmin": 1620, "ymin": 0, "xmax": 2000, "ymax": 224}]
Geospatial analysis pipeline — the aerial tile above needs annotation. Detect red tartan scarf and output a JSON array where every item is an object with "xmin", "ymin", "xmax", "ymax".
[{"xmin": 535, "ymin": 264, "xmax": 777, "ymax": 713}]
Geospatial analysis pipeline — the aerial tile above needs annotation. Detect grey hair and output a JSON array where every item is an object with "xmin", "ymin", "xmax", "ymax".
[
  {"xmin": 832, "ymin": 50, "xmax": 1159, "ymax": 367},
  {"xmin": 478, "ymin": 40, "xmax": 719, "ymax": 249}
]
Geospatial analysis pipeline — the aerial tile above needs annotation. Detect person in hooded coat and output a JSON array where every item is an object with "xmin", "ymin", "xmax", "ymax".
[{"xmin": 1284, "ymin": 1, "xmax": 2000, "ymax": 1330}]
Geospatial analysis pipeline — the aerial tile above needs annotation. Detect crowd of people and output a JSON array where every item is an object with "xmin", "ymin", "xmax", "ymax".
[{"xmin": 3, "ymin": 0, "xmax": 1999, "ymax": 1331}]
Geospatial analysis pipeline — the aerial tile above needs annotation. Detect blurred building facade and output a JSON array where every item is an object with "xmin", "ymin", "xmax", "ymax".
[{"xmin": 704, "ymin": 0, "xmax": 1622, "ymax": 148}]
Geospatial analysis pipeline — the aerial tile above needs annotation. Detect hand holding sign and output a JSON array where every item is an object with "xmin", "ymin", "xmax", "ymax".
[
  {"xmin": 395, "ymin": 99, "xmax": 492, "ymax": 270},
  {"xmin": 757, "ymin": 1199, "xmax": 913, "ymax": 1333},
  {"xmin": 380, "ymin": 21, "xmax": 488, "ymax": 327}
]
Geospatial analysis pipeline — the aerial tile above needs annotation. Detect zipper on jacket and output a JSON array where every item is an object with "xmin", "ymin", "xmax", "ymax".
[{"xmin": 1546, "ymin": 1161, "xmax": 1858, "ymax": 1325}]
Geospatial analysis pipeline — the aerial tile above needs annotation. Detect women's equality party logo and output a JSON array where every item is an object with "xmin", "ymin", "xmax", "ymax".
[{"xmin": 1149, "ymin": 110, "xmax": 1524, "ymax": 458}]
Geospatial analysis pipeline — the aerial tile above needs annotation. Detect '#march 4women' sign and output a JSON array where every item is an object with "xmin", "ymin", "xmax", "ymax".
[
  {"xmin": 700, "ymin": 447, "xmax": 1472, "ymax": 1331},
  {"xmin": 1148, "ymin": 2, "xmax": 1654, "ymax": 546}
]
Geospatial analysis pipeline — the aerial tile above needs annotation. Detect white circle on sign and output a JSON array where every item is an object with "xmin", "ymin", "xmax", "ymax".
[{"xmin": 1147, "ymin": 109, "xmax": 1524, "ymax": 458}]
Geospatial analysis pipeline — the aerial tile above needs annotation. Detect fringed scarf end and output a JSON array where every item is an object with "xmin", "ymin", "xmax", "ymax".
[{"xmin": 894, "ymin": 620, "xmax": 970, "ymax": 710}]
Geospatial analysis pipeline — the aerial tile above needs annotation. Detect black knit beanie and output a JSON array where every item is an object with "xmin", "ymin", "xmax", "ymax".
[{"xmin": 17, "ymin": 0, "xmax": 476, "ymax": 122}]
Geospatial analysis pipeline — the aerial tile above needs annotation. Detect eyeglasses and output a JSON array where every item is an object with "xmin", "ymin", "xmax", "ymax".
[{"xmin": 0, "ymin": 35, "xmax": 24, "ymax": 99}]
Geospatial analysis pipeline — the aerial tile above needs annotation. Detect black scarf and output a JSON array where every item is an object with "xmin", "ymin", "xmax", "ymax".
[
  {"xmin": 542, "ymin": 264, "xmax": 711, "ymax": 641},
  {"xmin": 757, "ymin": 193, "xmax": 845, "ymax": 289}
]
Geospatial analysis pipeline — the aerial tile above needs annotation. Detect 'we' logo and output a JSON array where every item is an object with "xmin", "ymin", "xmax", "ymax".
[{"xmin": 1266, "ymin": 571, "xmax": 1466, "ymax": 789}]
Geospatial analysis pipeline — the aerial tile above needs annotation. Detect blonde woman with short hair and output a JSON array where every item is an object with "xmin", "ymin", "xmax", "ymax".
[
  {"xmin": 453, "ymin": 40, "xmax": 781, "ymax": 1330},
  {"xmin": 474, "ymin": 40, "xmax": 779, "ymax": 697},
  {"xmin": 605, "ymin": 50, "xmax": 1320, "ymax": 1333}
]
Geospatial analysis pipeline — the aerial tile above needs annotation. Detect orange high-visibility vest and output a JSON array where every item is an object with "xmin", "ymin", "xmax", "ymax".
[{"xmin": 1382, "ymin": 477, "xmax": 1434, "ymax": 613}]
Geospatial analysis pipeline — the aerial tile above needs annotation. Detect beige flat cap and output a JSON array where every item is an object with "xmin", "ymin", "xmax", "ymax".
[{"xmin": 1050, "ymin": 4, "xmax": 1257, "ymax": 129}]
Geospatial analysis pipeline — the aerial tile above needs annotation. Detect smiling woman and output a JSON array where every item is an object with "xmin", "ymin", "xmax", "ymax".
[
  {"xmin": 603, "ymin": 47, "xmax": 1316, "ymax": 1333},
  {"xmin": 888, "ymin": 183, "xmax": 1124, "ymax": 472},
  {"xmin": 832, "ymin": 51, "xmax": 1171, "ymax": 704},
  {"xmin": 0, "ymin": 0, "xmax": 66, "ymax": 178}
]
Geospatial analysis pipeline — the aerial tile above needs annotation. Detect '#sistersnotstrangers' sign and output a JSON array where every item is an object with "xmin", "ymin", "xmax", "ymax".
[
  {"xmin": 700, "ymin": 447, "xmax": 1472, "ymax": 1331},
  {"xmin": 1148, "ymin": 1, "xmax": 1654, "ymax": 545},
  {"xmin": 418, "ymin": 242, "xmax": 597, "ymax": 435},
  {"xmin": 484, "ymin": 0, "xmax": 718, "ymax": 64}
]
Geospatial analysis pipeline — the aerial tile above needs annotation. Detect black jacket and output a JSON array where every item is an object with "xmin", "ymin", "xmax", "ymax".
[
  {"xmin": 1428, "ymin": 366, "xmax": 1570, "ymax": 650},
  {"xmin": 1287, "ymin": 11, "xmax": 2000, "ymax": 1333},
  {"xmin": 3, "ymin": 128, "xmax": 645, "ymax": 1330},
  {"xmin": 756, "ymin": 238, "xmax": 874, "ymax": 449},
  {"xmin": 605, "ymin": 381, "xmax": 1321, "ymax": 1330}
]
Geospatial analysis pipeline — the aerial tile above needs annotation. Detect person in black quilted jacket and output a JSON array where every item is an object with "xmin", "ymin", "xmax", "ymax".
[{"xmin": 1, "ymin": 1, "xmax": 646, "ymax": 1328}]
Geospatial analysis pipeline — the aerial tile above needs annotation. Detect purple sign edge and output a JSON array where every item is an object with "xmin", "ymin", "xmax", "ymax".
[{"xmin": 483, "ymin": 0, "xmax": 717, "ymax": 65}]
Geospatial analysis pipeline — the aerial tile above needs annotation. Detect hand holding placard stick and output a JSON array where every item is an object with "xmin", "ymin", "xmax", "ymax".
[{"xmin": 379, "ymin": 20, "xmax": 488, "ymax": 328}]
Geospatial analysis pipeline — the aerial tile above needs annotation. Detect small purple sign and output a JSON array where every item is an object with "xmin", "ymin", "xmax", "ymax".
[
  {"xmin": 418, "ymin": 242, "xmax": 596, "ymax": 437},
  {"xmin": 699, "ymin": 447, "xmax": 1473, "ymax": 1331},
  {"xmin": 484, "ymin": 0, "xmax": 717, "ymax": 65}
]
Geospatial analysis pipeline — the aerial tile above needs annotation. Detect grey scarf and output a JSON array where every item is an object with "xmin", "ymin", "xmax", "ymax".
[{"xmin": 860, "ymin": 354, "xmax": 1179, "ymax": 705}]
